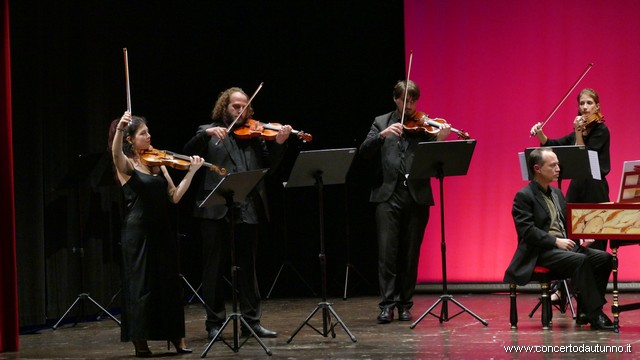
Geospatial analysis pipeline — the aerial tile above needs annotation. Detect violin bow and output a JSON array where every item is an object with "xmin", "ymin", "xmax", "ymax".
[
  {"xmin": 215, "ymin": 82, "xmax": 264, "ymax": 145},
  {"xmin": 532, "ymin": 63, "xmax": 593, "ymax": 136},
  {"xmin": 123, "ymin": 48, "xmax": 132, "ymax": 113},
  {"xmin": 400, "ymin": 50, "xmax": 414, "ymax": 124}
]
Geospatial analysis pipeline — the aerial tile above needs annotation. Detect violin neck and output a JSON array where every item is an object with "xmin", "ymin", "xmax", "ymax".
[
  {"xmin": 425, "ymin": 119, "xmax": 460, "ymax": 133},
  {"xmin": 262, "ymin": 123, "xmax": 281, "ymax": 131},
  {"xmin": 424, "ymin": 119, "xmax": 469, "ymax": 139},
  {"xmin": 262, "ymin": 123, "xmax": 303, "ymax": 135},
  {"xmin": 167, "ymin": 151, "xmax": 217, "ymax": 169}
]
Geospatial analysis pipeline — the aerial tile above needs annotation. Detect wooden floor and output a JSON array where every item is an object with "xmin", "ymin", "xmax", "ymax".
[{"xmin": 7, "ymin": 293, "xmax": 640, "ymax": 359}]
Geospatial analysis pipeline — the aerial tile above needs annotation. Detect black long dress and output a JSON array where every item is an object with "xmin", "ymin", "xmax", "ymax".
[{"xmin": 120, "ymin": 170, "xmax": 185, "ymax": 342}]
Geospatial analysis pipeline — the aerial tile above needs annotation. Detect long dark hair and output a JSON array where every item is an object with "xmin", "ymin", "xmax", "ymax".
[{"xmin": 107, "ymin": 115, "xmax": 147, "ymax": 158}]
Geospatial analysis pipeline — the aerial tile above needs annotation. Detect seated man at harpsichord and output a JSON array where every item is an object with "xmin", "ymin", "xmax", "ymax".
[{"xmin": 504, "ymin": 147, "xmax": 614, "ymax": 330}]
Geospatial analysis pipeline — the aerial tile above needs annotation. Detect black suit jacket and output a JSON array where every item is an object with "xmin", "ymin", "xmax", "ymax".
[
  {"xmin": 183, "ymin": 122, "xmax": 286, "ymax": 221},
  {"xmin": 359, "ymin": 111, "xmax": 437, "ymax": 206},
  {"xmin": 504, "ymin": 181, "xmax": 568, "ymax": 286}
]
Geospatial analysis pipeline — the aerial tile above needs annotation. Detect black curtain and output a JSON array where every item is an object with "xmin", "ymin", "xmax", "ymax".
[{"xmin": 10, "ymin": 0, "xmax": 405, "ymax": 327}]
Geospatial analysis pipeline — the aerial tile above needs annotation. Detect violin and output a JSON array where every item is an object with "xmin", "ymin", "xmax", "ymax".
[
  {"xmin": 233, "ymin": 119, "xmax": 313, "ymax": 142},
  {"xmin": 403, "ymin": 112, "xmax": 470, "ymax": 140},
  {"xmin": 140, "ymin": 147, "xmax": 227, "ymax": 175},
  {"xmin": 580, "ymin": 111, "xmax": 604, "ymax": 131}
]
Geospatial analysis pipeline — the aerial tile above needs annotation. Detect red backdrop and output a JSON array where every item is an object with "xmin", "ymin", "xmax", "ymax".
[
  {"xmin": 1, "ymin": 0, "xmax": 19, "ymax": 352},
  {"xmin": 405, "ymin": 0, "xmax": 639, "ymax": 283}
]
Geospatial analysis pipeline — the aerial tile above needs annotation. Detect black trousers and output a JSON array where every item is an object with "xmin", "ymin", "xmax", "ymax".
[
  {"xmin": 536, "ymin": 246, "xmax": 612, "ymax": 314},
  {"xmin": 200, "ymin": 219, "xmax": 262, "ymax": 331},
  {"xmin": 375, "ymin": 184, "xmax": 430, "ymax": 310}
]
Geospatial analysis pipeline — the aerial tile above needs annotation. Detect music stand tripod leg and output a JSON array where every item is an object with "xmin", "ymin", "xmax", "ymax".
[
  {"xmin": 180, "ymin": 274, "xmax": 216, "ymax": 315},
  {"xmin": 52, "ymin": 296, "xmax": 83, "ymax": 330},
  {"xmin": 286, "ymin": 304, "xmax": 322, "ymax": 343},
  {"xmin": 326, "ymin": 303, "xmax": 357, "ymax": 342},
  {"xmin": 447, "ymin": 296, "xmax": 488, "ymax": 325},
  {"xmin": 266, "ymin": 263, "xmax": 286, "ymax": 299},
  {"xmin": 84, "ymin": 294, "xmax": 121, "ymax": 326},
  {"xmin": 409, "ymin": 297, "xmax": 444, "ymax": 329},
  {"xmin": 96, "ymin": 288, "xmax": 121, "ymax": 321},
  {"xmin": 343, "ymin": 262, "xmax": 373, "ymax": 300},
  {"xmin": 267, "ymin": 261, "xmax": 317, "ymax": 299}
]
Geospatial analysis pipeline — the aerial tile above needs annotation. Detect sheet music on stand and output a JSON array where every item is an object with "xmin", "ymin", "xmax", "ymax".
[{"xmin": 618, "ymin": 160, "xmax": 640, "ymax": 203}]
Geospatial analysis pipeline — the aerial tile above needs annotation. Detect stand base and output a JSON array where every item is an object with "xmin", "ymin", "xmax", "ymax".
[
  {"xmin": 266, "ymin": 261, "xmax": 317, "ymax": 299},
  {"xmin": 180, "ymin": 274, "xmax": 216, "ymax": 315},
  {"xmin": 200, "ymin": 313, "xmax": 272, "ymax": 357},
  {"xmin": 95, "ymin": 288, "xmax": 121, "ymax": 321},
  {"xmin": 52, "ymin": 293, "xmax": 121, "ymax": 330},
  {"xmin": 287, "ymin": 301, "xmax": 357, "ymax": 343},
  {"xmin": 410, "ymin": 294, "xmax": 488, "ymax": 328},
  {"xmin": 343, "ymin": 262, "xmax": 374, "ymax": 300}
]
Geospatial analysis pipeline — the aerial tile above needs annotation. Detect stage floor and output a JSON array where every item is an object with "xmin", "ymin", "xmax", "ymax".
[{"xmin": 7, "ymin": 293, "xmax": 640, "ymax": 359}]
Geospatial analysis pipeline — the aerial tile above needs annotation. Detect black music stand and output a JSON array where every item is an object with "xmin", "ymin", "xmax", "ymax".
[
  {"xmin": 52, "ymin": 153, "xmax": 121, "ymax": 330},
  {"xmin": 523, "ymin": 145, "xmax": 600, "ymax": 190},
  {"xmin": 285, "ymin": 148, "xmax": 358, "ymax": 343},
  {"xmin": 407, "ymin": 140, "xmax": 488, "ymax": 328},
  {"xmin": 198, "ymin": 169, "xmax": 273, "ymax": 357}
]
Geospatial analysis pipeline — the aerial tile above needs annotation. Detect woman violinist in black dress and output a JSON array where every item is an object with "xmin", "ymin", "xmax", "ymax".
[
  {"xmin": 530, "ymin": 88, "xmax": 611, "ymax": 252},
  {"xmin": 110, "ymin": 111, "xmax": 204, "ymax": 357}
]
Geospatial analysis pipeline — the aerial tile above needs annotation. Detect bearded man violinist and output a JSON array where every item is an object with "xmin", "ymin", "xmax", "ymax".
[
  {"xmin": 359, "ymin": 80, "xmax": 451, "ymax": 324},
  {"xmin": 183, "ymin": 87, "xmax": 292, "ymax": 340}
]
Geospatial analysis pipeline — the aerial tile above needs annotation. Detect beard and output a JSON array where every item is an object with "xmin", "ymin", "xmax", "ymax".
[{"xmin": 223, "ymin": 111, "xmax": 248, "ymax": 127}]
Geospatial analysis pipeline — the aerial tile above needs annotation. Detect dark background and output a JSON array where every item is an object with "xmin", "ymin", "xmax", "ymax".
[{"xmin": 10, "ymin": 0, "xmax": 405, "ymax": 327}]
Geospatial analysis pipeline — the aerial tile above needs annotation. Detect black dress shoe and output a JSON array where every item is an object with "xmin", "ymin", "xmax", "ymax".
[
  {"xmin": 377, "ymin": 307, "xmax": 394, "ymax": 323},
  {"xmin": 588, "ymin": 311, "xmax": 615, "ymax": 331},
  {"xmin": 242, "ymin": 323, "xmax": 278, "ymax": 338},
  {"xmin": 207, "ymin": 326, "xmax": 222, "ymax": 340},
  {"xmin": 398, "ymin": 308, "xmax": 412, "ymax": 321}
]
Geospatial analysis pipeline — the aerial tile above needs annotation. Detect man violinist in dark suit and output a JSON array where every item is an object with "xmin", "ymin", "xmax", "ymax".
[
  {"xmin": 504, "ymin": 147, "xmax": 614, "ymax": 330},
  {"xmin": 359, "ymin": 80, "xmax": 451, "ymax": 323},
  {"xmin": 183, "ymin": 87, "xmax": 292, "ymax": 340}
]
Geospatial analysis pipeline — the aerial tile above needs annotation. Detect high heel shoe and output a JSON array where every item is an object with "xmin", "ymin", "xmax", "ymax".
[
  {"xmin": 133, "ymin": 341, "xmax": 152, "ymax": 358},
  {"xmin": 135, "ymin": 349, "xmax": 153, "ymax": 358},
  {"xmin": 168, "ymin": 339, "xmax": 193, "ymax": 354}
]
